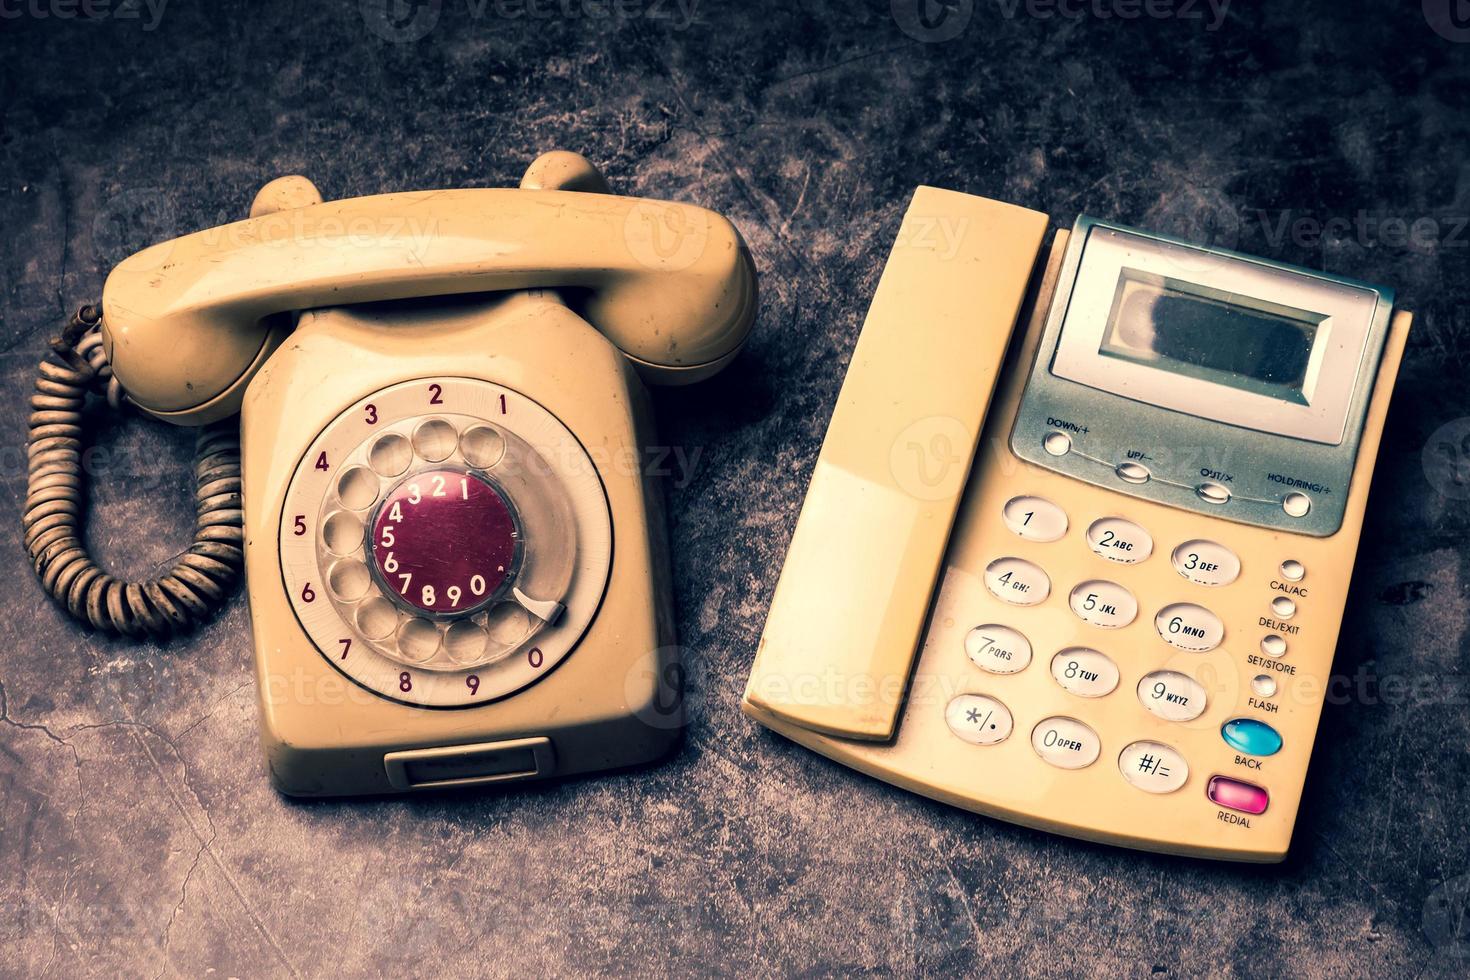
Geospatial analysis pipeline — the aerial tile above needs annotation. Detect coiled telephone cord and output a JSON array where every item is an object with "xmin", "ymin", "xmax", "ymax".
[{"xmin": 23, "ymin": 304, "xmax": 244, "ymax": 638}]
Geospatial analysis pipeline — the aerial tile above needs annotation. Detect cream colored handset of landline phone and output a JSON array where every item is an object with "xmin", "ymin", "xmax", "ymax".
[
  {"xmin": 744, "ymin": 188, "xmax": 1411, "ymax": 862},
  {"xmin": 25, "ymin": 151, "xmax": 756, "ymax": 796}
]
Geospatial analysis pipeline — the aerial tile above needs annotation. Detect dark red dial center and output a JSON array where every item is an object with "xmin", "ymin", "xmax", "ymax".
[{"xmin": 370, "ymin": 469, "xmax": 518, "ymax": 615}]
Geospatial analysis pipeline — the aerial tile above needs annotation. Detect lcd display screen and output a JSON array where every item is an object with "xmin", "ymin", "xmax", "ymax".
[{"xmin": 1099, "ymin": 271, "xmax": 1325, "ymax": 404}]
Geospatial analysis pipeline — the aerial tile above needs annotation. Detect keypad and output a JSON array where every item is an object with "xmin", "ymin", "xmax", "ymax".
[
  {"xmin": 1154, "ymin": 602, "xmax": 1224, "ymax": 652},
  {"xmin": 945, "ymin": 694, "xmax": 1013, "ymax": 745},
  {"xmin": 1170, "ymin": 539, "xmax": 1240, "ymax": 586},
  {"xmin": 1002, "ymin": 495, "xmax": 1068, "ymax": 542},
  {"xmin": 984, "ymin": 557, "xmax": 1050, "ymax": 605},
  {"xmin": 1119, "ymin": 741, "xmax": 1189, "ymax": 794},
  {"xmin": 1085, "ymin": 518, "xmax": 1153, "ymax": 564},
  {"xmin": 1050, "ymin": 648, "xmax": 1119, "ymax": 698},
  {"xmin": 965, "ymin": 625, "xmax": 1032, "ymax": 674},
  {"xmin": 1068, "ymin": 580, "xmax": 1138, "ymax": 628},
  {"xmin": 966, "ymin": 494, "xmax": 1289, "ymax": 809},
  {"xmin": 1137, "ymin": 670, "xmax": 1208, "ymax": 722}
]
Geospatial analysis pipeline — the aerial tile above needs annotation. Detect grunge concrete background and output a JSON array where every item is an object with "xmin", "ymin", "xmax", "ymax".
[{"xmin": 3, "ymin": 0, "xmax": 1470, "ymax": 975}]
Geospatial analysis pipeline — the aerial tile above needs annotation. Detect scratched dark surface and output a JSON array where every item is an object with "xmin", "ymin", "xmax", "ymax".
[{"xmin": 2, "ymin": 0, "xmax": 1470, "ymax": 976}]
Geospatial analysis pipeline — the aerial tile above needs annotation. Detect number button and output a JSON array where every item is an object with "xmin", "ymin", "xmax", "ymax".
[
  {"xmin": 1155, "ymin": 603, "xmax": 1225, "ymax": 652},
  {"xmin": 1118, "ymin": 741, "xmax": 1189, "ymax": 794},
  {"xmin": 1049, "ymin": 648, "xmax": 1119, "ymax": 698},
  {"xmin": 1085, "ymin": 517, "xmax": 1153, "ymax": 564},
  {"xmin": 965, "ymin": 625, "xmax": 1033, "ymax": 674},
  {"xmin": 984, "ymin": 558, "xmax": 1050, "ymax": 606},
  {"xmin": 1067, "ymin": 580, "xmax": 1137, "ymax": 628},
  {"xmin": 1170, "ymin": 539, "xmax": 1241, "ymax": 586},
  {"xmin": 1031, "ymin": 717, "xmax": 1101, "ymax": 770},
  {"xmin": 1001, "ymin": 496, "xmax": 1068, "ymax": 542},
  {"xmin": 945, "ymin": 694, "xmax": 1014, "ymax": 746},
  {"xmin": 1136, "ymin": 670, "xmax": 1208, "ymax": 722}
]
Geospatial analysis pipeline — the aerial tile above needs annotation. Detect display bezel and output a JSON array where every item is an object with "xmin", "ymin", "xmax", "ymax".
[{"xmin": 1050, "ymin": 226, "xmax": 1382, "ymax": 445}]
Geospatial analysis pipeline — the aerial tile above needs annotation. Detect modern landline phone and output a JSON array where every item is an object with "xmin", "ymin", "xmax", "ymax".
[
  {"xmin": 24, "ymin": 150, "xmax": 756, "ymax": 796},
  {"xmin": 743, "ymin": 188, "xmax": 1410, "ymax": 861}
]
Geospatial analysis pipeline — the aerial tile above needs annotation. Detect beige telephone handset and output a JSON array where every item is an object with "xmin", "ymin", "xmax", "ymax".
[
  {"xmin": 25, "ymin": 151, "xmax": 756, "ymax": 796},
  {"xmin": 744, "ymin": 187, "xmax": 1409, "ymax": 861}
]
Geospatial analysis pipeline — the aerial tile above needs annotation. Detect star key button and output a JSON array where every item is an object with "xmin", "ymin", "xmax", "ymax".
[{"xmin": 945, "ymin": 694, "xmax": 1014, "ymax": 746}]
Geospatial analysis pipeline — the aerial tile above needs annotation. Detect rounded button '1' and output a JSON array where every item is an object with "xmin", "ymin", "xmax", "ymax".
[
  {"xmin": 1137, "ymin": 670, "xmax": 1208, "ymax": 722},
  {"xmin": 965, "ymin": 625, "xmax": 1033, "ymax": 674},
  {"xmin": 1119, "ymin": 740, "xmax": 1189, "ymax": 794},
  {"xmin": 1068, "ymin": 580, "xmax": 1138, "ymax": 628},
  {"xmin": 1171, "ymin": 540, "xmax": 1241, "ymax": 586},
  {"xmin": 1002, "ymin": 496, "xmax": 1068, "ymax": 542},
  {"xmin": 985, "ymin": 558, "xmax": 1050, "ymax": 606},
  {"xmin": 945, "ymin": 694, "xmax": 1013, "ymax": 745},
  {"xmin": 1155, "ymin": 602, "xmax": 1224, "ymax": 652},
  {"xmin": 1085, "ymin": 517, "xmax": 1153, "ymax": 564},
  {"xmin": 1032, "ymin": 717, "xmax": 1101, "ymax": 769}
]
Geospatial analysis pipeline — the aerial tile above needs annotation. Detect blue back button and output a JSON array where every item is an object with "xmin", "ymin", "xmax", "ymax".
[{"xmin": 1221, "ymin": 718, "xmax": 1283, "ymax": 756}]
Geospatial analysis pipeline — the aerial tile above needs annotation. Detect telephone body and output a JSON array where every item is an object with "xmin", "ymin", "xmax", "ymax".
[
  {"xmin": 743, "ymin": 188, "xmax": 1408, "ymax": 861},
  {"xmin": 90, "ymin": 152, "xmax": 756, "ymax": 796}
]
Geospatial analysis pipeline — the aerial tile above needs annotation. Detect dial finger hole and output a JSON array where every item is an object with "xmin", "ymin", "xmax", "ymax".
[
  {"xmin": 412, "ymin": 419, "xmax": 457, "ymax": 462},
  {"xmin": 369, "ymin": 432, "xmax": 413, "ymax": 477},
  {"xmin": 485, "ymin": 602, "xmax": 533, "ymax": 645},
  {"xmin": 444, "ymin": 620, "xmax": 489, "ymax": 666},
  {"xmin": 356, "ymin": 597, "xmax": 398, "ymax": 640},
  {"xmin": 460, "ymin": 424, "xmax": 507, "ymax": 469},
  {"xmin": 328, "ymin": 559, "xmax": 372, "ymax": 602},
  {"xmin": 397, "ymin": 618, "xmax": 441, "ymax": 663},
  {"xmin": 322, "ymin": 511, "xmax": 364, "ymax": 556},
  {"xmin": 337, "ymin": 465, "xmax": 379, "ymax": 511}
]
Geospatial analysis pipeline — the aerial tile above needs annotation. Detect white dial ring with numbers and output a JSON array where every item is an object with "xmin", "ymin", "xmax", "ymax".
[{"xmin": 278, "ymin": 377, "xmax": 612, "ymax": 708}]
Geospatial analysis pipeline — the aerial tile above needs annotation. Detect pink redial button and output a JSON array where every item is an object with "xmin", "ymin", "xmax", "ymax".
[{"xmin": 1208, "ymin": 775, "xmax": 1270, "ymax": 815}]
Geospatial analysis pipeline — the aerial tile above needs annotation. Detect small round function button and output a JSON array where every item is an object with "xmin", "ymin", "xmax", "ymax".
[
  {"xmin": 945, "ymin": 694, "xmax": 1013, "ymax": 746},
  {"xmin": 1279, "ymin": 560, "xmax": 1305, "ymax": 582},
  {"xmin": 1155, "ymin": 602, "xmax": 1225, "ymax": 652},
  {"xmin": 1270, "ymin": 596, "xmax": 1296, "ymax": 619},
  {"xmin": 1119, "ymin": 740, "xmax": 1189, "ymax": 794},
  {"xmin": 1043, "ymin": 431, "xmax": 1072, "ymax": 457},
  {"xmin": 1068, "ymin": 580, "xmax": 1138, "ymax": 629},
  {"xmin": 1031, "ymin": 717, "xmax": 1101, "ymax": 770},
  {"xmin": 1001, "ymin": 495, "xmax": 1068, "ymax": 542},
  {"xmin": 1115, "ymin": 461, "xmax": 1151, "ymax": 484},
  {"xmin": 1282, "ymin": 492, "xmax": 1312, "ymax": 518},
  {"xmin": 1085, "ymin": 518, "xmax": 1153, "ymax": 564},
  {"xmin": 965, "ymin": 625, "xmax": 1033, "ymax": 675},
  {"xmin": 1195, "ymin": 482, "xmax": 1231, "ymax": 505},
  {"xmin": 1251, "ymin": 674, "xmax": 1278, "ymax": 697},
  {"xmin": 1260, "ymin": 634, "xmax": 1288, "ymax": 657},
  {"xmin": 1171, "ymin": 539, "xmax": 1240, "ymax": 587},
  {"xmin": 984, "ymin": 558, "xmax": 1051, "ymax": 606}
]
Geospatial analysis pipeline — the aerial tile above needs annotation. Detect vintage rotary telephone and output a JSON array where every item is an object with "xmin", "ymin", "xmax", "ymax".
[{"xmin": 24, "ymin": 151, "xmax": 757, "ymax": 796}]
